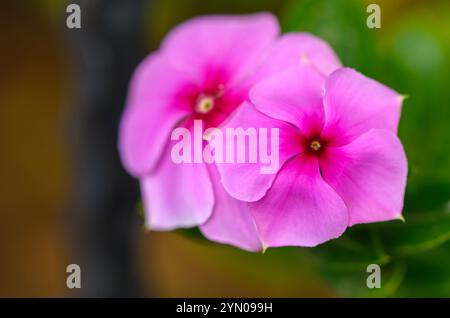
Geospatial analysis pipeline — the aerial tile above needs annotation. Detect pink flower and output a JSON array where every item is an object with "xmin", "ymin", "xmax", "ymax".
[
  {"xmin": 119, "ymin": 13, "xmax": 342, "ymax": 251},
  {"xmin": 217, "ymin": 63, "xmax": 408, "ymax": 248}
]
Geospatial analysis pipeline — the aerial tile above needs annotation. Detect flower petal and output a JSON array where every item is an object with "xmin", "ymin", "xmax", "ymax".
[
  {"xmin": 141, "ymin": 145, "xmax": 214, "ymax": 230},
  {"xmin": 200, "ymin": 164, "xmax": 262, "ymax": 252},
  {"xmin": 119, "ymin": 54, "xmax": 194, "ymax": 177},
  {"xmin": 161, "ymin": 13, "xmax": 279, "ymax": 85},
  {"xmin": 322, "ymin": 68, "xmax": 404, "ymax": 146},
  {"xmin": 320, "ymin": 129, "xmax": 407, "ymax": 226},
  {"xmin": 250, "ymin": 63, "xmax": 326, "ymax": 135},
  {"xmin": 251, "ymin": 155, "xmax": 348, "ymax": 248},
  {"xmin": 256, "ymin": 32, "xmax": 341, "ymax": 77},
  {"xmin": 216, "ymin": 102, "xmax": 303, "ymax": 202}
]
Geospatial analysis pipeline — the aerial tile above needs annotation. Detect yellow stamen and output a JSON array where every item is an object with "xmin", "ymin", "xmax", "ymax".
[
  {"xmin": 310, "ymin": 140, "xmax": 321, "ymax": 151},
  {"xmin": 195, "ymin": 95, "xmax": 214, "ymax": 114}
]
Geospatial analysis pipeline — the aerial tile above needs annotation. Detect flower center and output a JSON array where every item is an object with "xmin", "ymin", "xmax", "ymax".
[
  {"xmin": 195, "ymin": 95, "xmax": 215, "ymax": 114},
  {"xmin": 309, "ymin": 140, "xmax": 322, "ymax": 152}
]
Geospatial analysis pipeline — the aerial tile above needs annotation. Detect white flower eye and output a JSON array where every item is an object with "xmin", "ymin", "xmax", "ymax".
[
  {"xmin": 195, "ymin": 95, "xmax": 215, "ymax": 114},
  {"xmin": 310, "ymin": 140, "xmax": 322, "ymax": 151}
]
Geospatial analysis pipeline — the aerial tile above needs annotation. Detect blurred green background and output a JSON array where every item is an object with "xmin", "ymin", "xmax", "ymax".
[{"xmin": 1, "ymin": 0, "xmax": 450, "ymax": 297}]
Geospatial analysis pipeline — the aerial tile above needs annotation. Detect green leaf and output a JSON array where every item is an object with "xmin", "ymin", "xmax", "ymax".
[
  {"xmin": 312, "ymin": 227, "xmax": 390, "ymax": 272},
  {"xmin": 394, "ymin": 243, "xmax": 450, "ymax": 297},
  {"xmin": 403, "ymin": 174, "xmax": 450, "ymax": 214},
  {"xmin": 369, "ymin": 174, "xmax": 450, "ymax": 257},
  {"xmin": 379, "ymin": 210, "xmax": 450, "ymax": 256},
  {"xmin": 315, "ymin": 251, "xmax": 405, "ymax": 297}
]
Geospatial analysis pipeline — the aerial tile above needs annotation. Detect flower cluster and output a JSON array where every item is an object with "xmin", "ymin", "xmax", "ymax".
[{"xmin": 119, "ymin": 13, "xmax": 407, "ymax": 251}]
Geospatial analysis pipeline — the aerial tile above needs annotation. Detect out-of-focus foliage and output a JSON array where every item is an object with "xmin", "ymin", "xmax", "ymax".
[
  {"xmin": 281, "ymin": 0, "xmax": 450, "ymax": 297},
  {"xmin": 282, "ymin": 0, "xmax": 378, "ymax": 73}
]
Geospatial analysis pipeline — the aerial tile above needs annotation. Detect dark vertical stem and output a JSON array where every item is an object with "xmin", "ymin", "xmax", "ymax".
[{"xmin": 65, "ymin": 0, "xmax": 149, "ymax": 297}]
